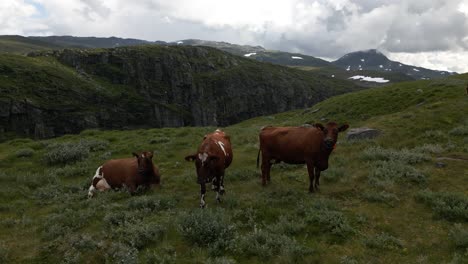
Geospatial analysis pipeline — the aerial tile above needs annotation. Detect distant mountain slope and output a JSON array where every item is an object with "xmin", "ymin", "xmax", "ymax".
[
  {"xmin": 0, "ymin": 35, "xmax": 63, "ymax": 53},
  {"xmin": 332, "ymin": 49, "xmax": 455, "ymax": 79},
  {"xmin": 173, "ymin": 39, "xmax": 331, "ymax": 68},
  {"xmin": 0, "ymin": 45, "xmax": 359, "ymax": 139}
]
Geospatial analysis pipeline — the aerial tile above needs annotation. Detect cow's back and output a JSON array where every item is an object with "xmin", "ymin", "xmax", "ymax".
[
  {"xmin": 102, "ymin": 158, "xmax": 137, "ymax": 188},
  {"xmin": 259, "ymin": 126, "xmax": 323, "ymax": 163}
]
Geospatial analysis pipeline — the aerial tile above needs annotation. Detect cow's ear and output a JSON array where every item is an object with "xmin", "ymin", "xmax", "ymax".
[
  {"xmin": 338, "ymin": 124, "xmax": 349, "ymax": 132},
  {"xmin": 132, "ymin": 152, "xmax": 139, "ymax": 158},
  {"xmin": 314, "ymin": 123, "xmax": 325, "ymax": 131},
  {"xmin": 185, "ymin": 154, "xmax": 196, "ymax": 162},
  {"xmin": 148, "ymin": 152, "xmax": 154, "ymax": 159}
]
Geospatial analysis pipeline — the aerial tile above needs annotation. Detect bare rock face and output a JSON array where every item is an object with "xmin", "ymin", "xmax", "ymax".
[{"xmin": 346, "ymin": 127, "xmax": 381, "ymax": 140}]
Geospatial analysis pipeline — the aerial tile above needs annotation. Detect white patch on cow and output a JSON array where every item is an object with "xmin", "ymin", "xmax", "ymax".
[
  {"xmin": 217, "ymin": 141, "xmax": 227, "ymax": 157},
  {"xmin": 93, "ymin": 166, "xmax": 103, "ymax": 179},
  {"xmin": 96, "ymin": 178, "xmax": 111, "ymax": 191},
  {"xmin": 198, "ymin": 152, "xmax": 208, "ymax": 165},
  {"xmin": 220, "ymin": 185, "xmax": 225, "ymax": 192},
  {"xmin": 141, "ymin": 154, "xmax": 145, "ymax": 158}
]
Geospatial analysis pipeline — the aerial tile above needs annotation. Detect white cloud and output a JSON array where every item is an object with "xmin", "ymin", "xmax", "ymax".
[{"xmin": 1, "ymin": 0, "xmax": 468, "ymax": 72}]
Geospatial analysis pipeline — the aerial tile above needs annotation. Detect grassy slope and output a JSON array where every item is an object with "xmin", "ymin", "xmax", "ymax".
[{"xmin": 0, "ymin": 75, "xmax": 467, "ymax": 263}]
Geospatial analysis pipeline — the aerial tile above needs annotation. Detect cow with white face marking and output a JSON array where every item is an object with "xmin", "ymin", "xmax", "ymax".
[
  {"xmin": 88, "ymin": 151, "xmax": 160, "ymax": 198},
  {"xmin": 185, "ymin": 129, "xmax": 233, "ymax": 208}
]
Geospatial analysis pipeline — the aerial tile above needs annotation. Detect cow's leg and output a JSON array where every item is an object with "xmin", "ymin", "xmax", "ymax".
[
  {"xmin": 314, "ymin": 167, "xmax": 321, "ymax": 190},
  {"xmin": 306, "ymin": 161, "xmax": 316, "ymax": 193},
  {"xmin": 219, "ymin": 173, "xmax": 225, "ymax": 195},
  {"xmin": 200, "ymin": 182, "xmax": 207, "ymax": 208},
  {"xmin": 215, "ymin": 175, "xmax": 222, "ymax": 203},
  {"xmin": 261, "ymin": 155, "xmax": 272, "ymax": 186}
]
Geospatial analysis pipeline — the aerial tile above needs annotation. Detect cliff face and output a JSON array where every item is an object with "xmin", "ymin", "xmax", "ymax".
[{"xmin": 0, "ymin": 46, "xmax": 359, "ymax": 139}]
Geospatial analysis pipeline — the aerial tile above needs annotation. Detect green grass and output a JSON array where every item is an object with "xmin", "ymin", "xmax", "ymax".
[{"xmin": 0, "ymin": 74, "xmax": 467, "ymax": 263}]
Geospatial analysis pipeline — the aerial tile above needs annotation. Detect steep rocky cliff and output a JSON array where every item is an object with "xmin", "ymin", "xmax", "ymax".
[{"xmin": 0, "ymin": 45, "xmax": 359, "ymax": 139}]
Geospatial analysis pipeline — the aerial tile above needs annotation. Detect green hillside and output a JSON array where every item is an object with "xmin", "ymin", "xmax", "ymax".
[
  {"xmin": 0, "ymin": 75, "xmax": 467, "ymax": 263},
  {"xmin": 0, "ymin": 45, "xmax": 359, "ymax": 140}
]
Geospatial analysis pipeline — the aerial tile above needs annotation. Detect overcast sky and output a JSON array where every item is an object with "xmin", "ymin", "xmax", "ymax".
[{"xmin": 1, "ymin": 0, "xmax": 468, "ymax": 72}]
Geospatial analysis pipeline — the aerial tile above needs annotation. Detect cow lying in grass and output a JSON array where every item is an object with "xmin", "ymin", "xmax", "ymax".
[
  {"xmin": 257, "ymin": 122, "xmax": 348, "ymax": 192},
  {"xmin": 185, "ymin": 129, "xmax": 233, "ymax": 208},
  {"xmin": 88, "ymin": 151, "xmax": 160, "ymax": 198}
]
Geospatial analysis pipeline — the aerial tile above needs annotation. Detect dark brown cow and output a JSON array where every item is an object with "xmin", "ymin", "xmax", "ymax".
[
  {"xmin": 88, "ymin": 151, "xmax": 160, "ymax": 198},
  {"xmin": 257, "ymin": 122, "xmax": 348, "ymax": 192},
  {"xmin": 185, "ymin": 129, "xmax": 233, "ymax": 208}
]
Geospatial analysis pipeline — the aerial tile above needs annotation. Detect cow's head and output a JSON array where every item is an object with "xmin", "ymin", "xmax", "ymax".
[
  {"xmin": 132, "ymin": 151, "xmax": 154, "ymax": 171},
  {"xmin": 315, "ymin": 122, "xmax": 349, "ymax": 150},
  {"xmin": 185, "ymin": 152, "xmax": 220, "ymax": 183}
]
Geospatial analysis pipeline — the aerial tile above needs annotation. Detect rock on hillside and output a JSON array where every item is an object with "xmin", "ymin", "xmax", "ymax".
[{"xmin": 0, "ymin": 45, "xmax": 359, "ymax": 139}]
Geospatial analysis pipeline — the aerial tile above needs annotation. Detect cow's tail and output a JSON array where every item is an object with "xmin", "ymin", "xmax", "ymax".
[{"xmin": 256, "ymin": 148, "xmax": 261, "ymax": 169}]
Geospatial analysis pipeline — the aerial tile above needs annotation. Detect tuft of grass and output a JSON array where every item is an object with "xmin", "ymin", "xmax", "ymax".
[
  {"xmin": 127, "ymin": 196, "xmax": 177, "ymax": 212},
  {"xmin": 416, "ymin": 190, "xmax": 468, "ymax": 221},
  {"xmin": 227, "ymin": 168, "xmax": 259, "ymax": 182},
  {"xmin": 449, "ymin": 126, "xmax": 468, "ymax": 136},
  {"xmin": 364, "ymin": 233, "xmax": 404, "ymax": 250},
  {"xmin": 267, "ymin": 215, "xmax": 307, "ymax": 236}
]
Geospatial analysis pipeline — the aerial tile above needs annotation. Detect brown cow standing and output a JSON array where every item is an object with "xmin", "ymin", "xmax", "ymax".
[
  {"xmin": 88, "ymin": 151, "xmax": 160, "ymax": 198},
  {"xmin": 185, "ymin": 129, "xmax": 233, "ymax": 208},
  {"xmin": 257, "ymin": 122, "xmax": 348, "ymax": 192}
]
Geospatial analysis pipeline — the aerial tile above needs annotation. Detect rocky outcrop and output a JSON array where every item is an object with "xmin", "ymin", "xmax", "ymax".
[
  {"xmin": 346, "ymin": 127, "xmax": 381, "ymax": 140},
  {"xmin": 1, "ymin": 45, "xmax": 359, "ymax": 139}
]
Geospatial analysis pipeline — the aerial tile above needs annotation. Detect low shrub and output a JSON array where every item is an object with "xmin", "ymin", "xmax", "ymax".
[
  {"xmin": 127, "ymin": 196, "xmax": 177, "ymax": 212},
  {"xmin": 206, "ymin": 257, "xmax": 237, "ymax": 264},
  {"xmin": 142, "ymin": 247, "xmax": 177, "ymax": 264},
  {"xmin": 104, "ymin": 211, "xmax": 141, "ymax": 227},
  {"xmin": 104, "ymin": 242, "xmax": 138, "ymax": 264},
  {"xmin": 232, "ymin": 229, "xmax": 312, "ymax": 260},
  {"xmin": 305, "ymin": 209, "xmax": 355, "ymax": 238},
  {"xmin": 322, "ymin": 167, "xmax": 346, "ymax": 183},
  {"xmin": 416, "ymin": 190, "xmax": 468, "ymax": 221},
  {"xmin": 42, "ymin": 209, "xmax": 90, "ymax": 240},
  {"xmin": 267, "ymin": 215, "xmax": 306, "ymax": 236},
  {"xmin": 413, "ymin": 144, "xmax": 445, "ymax": 154},
  {"xmin": 80, "ymin": 139, "xmax": 109, "ymax": 151},
  {"xmin": 450, "ymin": 224, "xmax": 468, "ymax": 249},
  {"xmin": 15, "ymin": 148, "xmax": 34, "ymax": 158},
  {"xmin": 178, "ymin": 209, "xmax": 235, "ymax": 247},
  {"xmin": 228, "ymin": 168, "xmax": 259, "ymax": 182},
  {"xmin": 363, "ymin": 191, "xmax": 399, "ymax": 207},
  {"xmin": 52, "ymin": 163, "xmax": 90, "ymax": 178},
  {"xmin": 362, "ymin": 146, "xmax": 429, "ymax": 164},
  {"xmin": 368, "ymin": 160, "xmax": 427, "ymax": 187},
  {"xmin": 449, "ymin": 126, "xmax": 468, "ymax": 136},
  {"xmin": 364, "ymin": 233, "xmax": 404, "ymax": 250},
  {"xmin": 0, "ymin": 243, "xmax": 9, "ymax": 263},
  {"xmin": 43, "ymin": 142, "xmax": 89, "ymax": 165},
  {"xmin": 149, "ymin": 137, "xmax": 170, "ymax": 144},
  {"xmin": 109, "ymin": 222, "xmax": 166, "ymax": 249}
]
